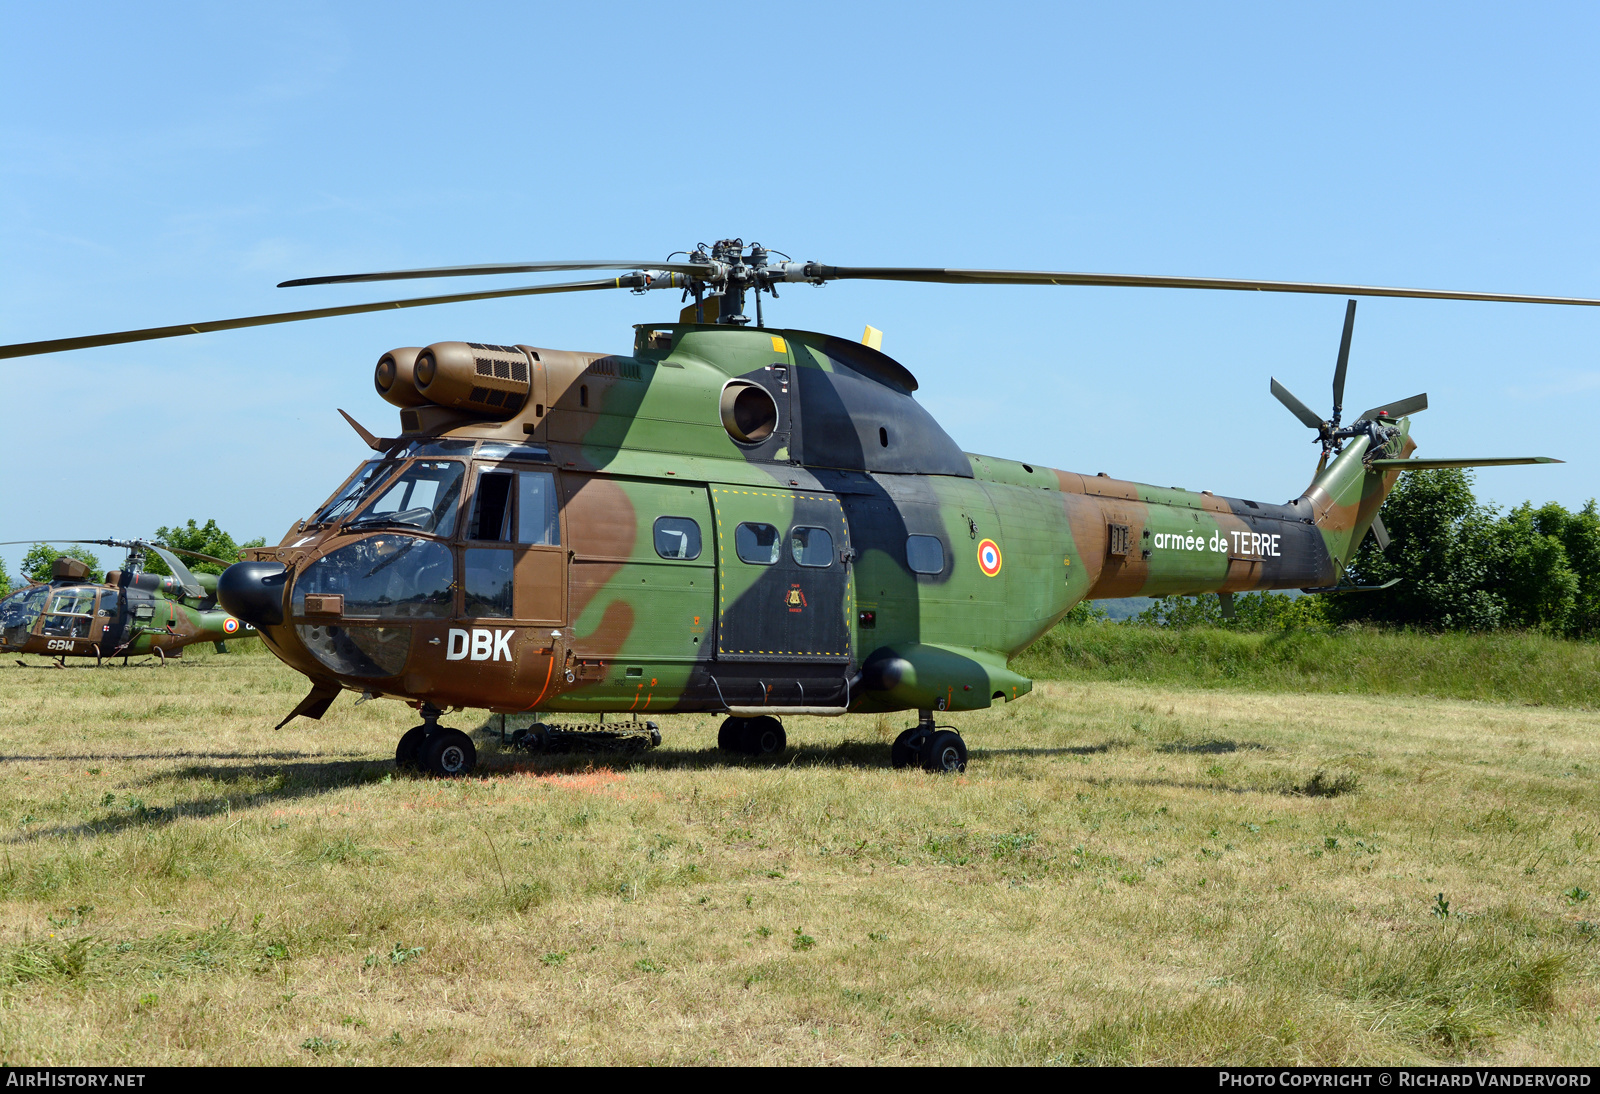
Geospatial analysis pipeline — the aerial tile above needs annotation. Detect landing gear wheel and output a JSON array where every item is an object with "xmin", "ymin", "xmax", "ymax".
[
  {"xmin": 512, "ymin": 722, "xmax": 552, "ymax": 753},
  {"xmin": 920, "ymin": 730, "xmax": 967, "ymax": 774},
  {"xmin": 423, "ymin": 729, "xmax": 477, "ymax": 777},
  {"xmin": 395, "ymin": 725, "xmax": 430, "ymax": 770},
  {"xmin": 740, "ymin": 716, "xmax": 786, "ymax": 757},
  {"xmin": 891, "ymin": 727, "xmax": 932, "ymax": 769},
  {"xmin": 718, "ymin": 717, "xmax": 748, "ymax": 753}
]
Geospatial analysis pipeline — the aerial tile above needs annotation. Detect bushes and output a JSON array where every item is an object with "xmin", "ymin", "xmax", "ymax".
[
  {"xmin": 1013, "ymin": 623, "xmax": 1600, "ymax": 705},
  {"xmin": 1331, "ymin": 470, "xmax": 1600, "ymax": 637}
]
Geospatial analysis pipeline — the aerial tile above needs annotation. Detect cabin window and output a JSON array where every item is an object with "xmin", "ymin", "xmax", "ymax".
[
  {"xmin": 653, "ymin": 517, "xmax": 702, "ymax": 560},
  {"xmin": 97, "ymin": 590, "xmax": 120, "ymax": 618},
  {"xmin": 790, "ymin": 526, "xmax": 835, "ymax": 568},
  {"xmin": 463, "ymin": 548, "xmax": 515, "ymax": 618},
  {"xmin": 735, "ymin": 522, "xmax": 781, "ymax": 565},
  {"xmin": 906, "ymin": 535, "xmax": 945, "ymax": 575}
]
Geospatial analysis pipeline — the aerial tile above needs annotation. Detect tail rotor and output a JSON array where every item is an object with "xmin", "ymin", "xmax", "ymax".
[{"xmin": 1270, "ymin": 298, "xmax": 1428, "ymax": 474}]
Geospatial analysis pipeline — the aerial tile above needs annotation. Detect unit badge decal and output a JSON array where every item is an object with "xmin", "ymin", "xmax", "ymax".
[{"xmin": 785, "ymin": 585, "xmax": 808, "ymax": 613}]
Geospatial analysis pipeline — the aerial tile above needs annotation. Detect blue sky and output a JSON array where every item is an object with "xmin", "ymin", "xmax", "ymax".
[{"xmin": 3, "ymin": 2, "xmax": 1598, "ymax": 578}]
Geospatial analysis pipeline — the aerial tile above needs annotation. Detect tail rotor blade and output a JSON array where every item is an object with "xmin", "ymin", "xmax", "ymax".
[
  {"xmin": 1271, "ymin": 378, "xmax": 1326, "ymax": 430},
  {"xmin": 1360, "ymin": 393, "xmax": 1428, "ymax": 421},
  {"xmin": 1331, "ymin": 299, "xmax": 1356, "ymax": 424},
  {"xmin": 1370, "ymin": 514, "xmax": 1391, "ymax": 551}
]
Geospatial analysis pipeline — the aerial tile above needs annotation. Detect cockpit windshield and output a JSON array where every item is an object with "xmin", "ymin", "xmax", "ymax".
[
  {"xmin": 0, "ymin": 585, "xmax": 49, "ymax": 645},
  {"xmin": 346, "ymin": 460, "xmax": 465, "ymax": 537},
  {"xmin": 311, "ymin": 459, "xmax": 396, "ymax": 525}
]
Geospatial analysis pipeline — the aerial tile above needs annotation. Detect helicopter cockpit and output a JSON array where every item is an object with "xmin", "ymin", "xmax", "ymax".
[
  {"xmin": 0, "ymin": 584, "xmax": 115, "ymax": 647},
  {"xmin": 279, "ymin": 437, "xmax": 565, "ymax": 680}
]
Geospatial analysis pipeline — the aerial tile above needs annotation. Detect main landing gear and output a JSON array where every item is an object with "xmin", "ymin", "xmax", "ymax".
[
  {"xmin": 717, "ymin": 714, "xmax": 787, "ymax": 757},
  {"xmin": 395, "ymin": 704, "xmax": 477, "ymax": 777},
  {"xmin": 891, "ymin": 711, "xmax": 968, "ymax": 774}
]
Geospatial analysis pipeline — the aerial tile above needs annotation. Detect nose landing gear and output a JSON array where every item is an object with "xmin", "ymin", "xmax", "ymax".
[
  {"xmin": 892, "ymin": 711, "xmax": 967, "ymax": 773},
  {"xmin": 395, "ymin": 704, "xmax": 477, "ymax": 777}
]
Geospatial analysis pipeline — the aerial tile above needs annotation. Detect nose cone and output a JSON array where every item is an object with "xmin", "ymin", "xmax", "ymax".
[{"xmin": 218, "ymin": 561, "xmax": 288, "ymax": 627}]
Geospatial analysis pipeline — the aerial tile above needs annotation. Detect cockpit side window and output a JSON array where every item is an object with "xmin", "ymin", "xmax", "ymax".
[
  {"xmin": 468, "ymin": 467, "xmax": 560, "ymax": 546},
  {"xmin": 41, "ymin": 587, "xmax": 97, "ymax": 638},
  {"xmin": 470, "ymin": 472, "xmax": 514, "ymax": 541}
]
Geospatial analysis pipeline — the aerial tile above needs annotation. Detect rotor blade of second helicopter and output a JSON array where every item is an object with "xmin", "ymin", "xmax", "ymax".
[
  {"xmin": 0, "ymin": 540, "xmax": 231, "ymax": 566},
  {"xmin": 0, "ymin": 277, "xmax": 631, "ymax": 360},
  {"xmin": 810, "ymin": 267, "xmax": 1600, "ymax": 306},
  {"xmin": 145, "ymin": 544, "xmax": 205, "ymax": 598}
]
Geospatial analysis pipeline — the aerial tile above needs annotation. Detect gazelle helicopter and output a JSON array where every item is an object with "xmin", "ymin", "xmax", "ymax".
[
  {"xmin": 0, "ymin": 239, "xmax": 1577, "ymax": 775},
  {"xmin": 0, "ymin": 539, "xmax": 253, "ymax": 665}
]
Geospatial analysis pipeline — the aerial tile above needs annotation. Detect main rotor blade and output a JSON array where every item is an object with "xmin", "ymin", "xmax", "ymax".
[
  {"xmin": 1270, "ymin": 378, "xmax": 1326, "ymax": 430},
  {"xmin": 146, "ymin": 545, "xmax": 204, "ymax": 598},
  {"xmin": 1369, "ymin": 457, "xmax": 1562, "ymax": 469},
  {"xmin": 0, "ymin": 277, "xmax": 638, "ymax": 360},
  {"xmin": 1360, "ymin": 393, "xmax": 1429, "ymax": 420},
  {"xmin": 807, "ymin": 267, "xmax": 1600, "ymax": 306},
  {"xmin": 1332, "ymin": 299, "xmax": 1356, "ymax": 421},
  {"xmin": 280, "ymin": 259, "xmax": 712, "ymax": 288}
]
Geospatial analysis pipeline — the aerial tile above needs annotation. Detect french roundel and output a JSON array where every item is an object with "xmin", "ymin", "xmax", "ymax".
[
  {"xmin": 977, "ymin": 539, "xmax": 1002, "ymax": 577},
  {"xmin": 223, "ymin": 618, "xmax": 240, "ymax": 634}
]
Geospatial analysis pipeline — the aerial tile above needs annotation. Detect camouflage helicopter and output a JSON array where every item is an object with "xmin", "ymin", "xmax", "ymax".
[
  {"xmin": 0, "ymin": 240, "xmax": 1578, "ymax": 774},
  {"xmin": 0, "ymin": 539, "xmax": 253, "ymax": 665}
]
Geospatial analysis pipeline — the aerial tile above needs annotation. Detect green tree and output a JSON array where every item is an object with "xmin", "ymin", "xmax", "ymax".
[
  {"xmin": 147, "ymin": 520, "xmax": 265, "ymax": 576},
  {"xmin": 1131, "ymin": 591, "xmax": 1328, "ymax": 631},
  {"xmin": 1517, "ymin": 500, "xmax": 1600, "ymax": 637},
  {"xmin": 1060, "ymin": 600, "xmax": 1109, "ymax": 625},
  {"xmin": 1332, "ymin": 469, "xmax": 1506, "ymax": 630},
  {"xmin": 20, "ymin": 544, "xmax": 103, "ymax": 584},
  {"xmin": 0, "ymin": 556, "xmax": 11, "ymax": 597},
  {"xmin": 1491, "ymin": 503, "xmax": 1579, "ymax": 632}
]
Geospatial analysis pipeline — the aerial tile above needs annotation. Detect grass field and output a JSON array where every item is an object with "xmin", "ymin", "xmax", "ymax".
[{"xmin": 0, "ymin": 640, "xmax": 1597, "ymax": 1065}]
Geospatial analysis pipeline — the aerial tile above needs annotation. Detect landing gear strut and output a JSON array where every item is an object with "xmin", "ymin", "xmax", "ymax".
[
  {"xmin": 717, "ymin": 715, "xmax": 787, "ymax": 757},
  {"xmin": 892, "ymin": 711, "xmax": 967, "ymax": 773},
  {"xmin": 395, "ymin": 704, "xmax": 477, "ymax": 777}
]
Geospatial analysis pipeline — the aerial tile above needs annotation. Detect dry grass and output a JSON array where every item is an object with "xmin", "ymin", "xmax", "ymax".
[{"xmin": 0, "ymin": 647, "xmax": 1596, "ymax": 1065}]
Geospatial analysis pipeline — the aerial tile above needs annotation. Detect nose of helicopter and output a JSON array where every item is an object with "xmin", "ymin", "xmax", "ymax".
[{"xmin": 217, "ymin": 561, "xmax": 288, "ymax": 627}]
